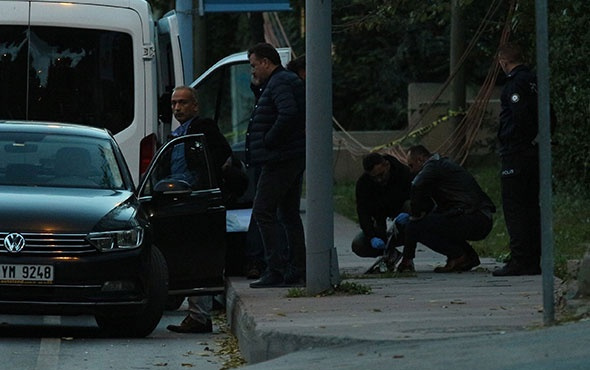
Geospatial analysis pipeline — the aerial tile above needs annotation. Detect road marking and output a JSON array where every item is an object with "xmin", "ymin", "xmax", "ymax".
[{"xmin": 35, "ymin": 316, "xmax": 61, "ymax": 370}]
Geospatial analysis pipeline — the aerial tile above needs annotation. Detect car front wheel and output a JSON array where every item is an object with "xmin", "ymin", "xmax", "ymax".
[{"xmin": 95, "ymin": 246, "xmax": 168, "ymax": 337}]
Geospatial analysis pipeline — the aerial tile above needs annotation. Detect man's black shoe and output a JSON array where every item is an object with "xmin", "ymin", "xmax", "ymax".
[
  {"xmin": 281, "ymin": 278, "xmax": 305, "ymax": 288},
  {"xmin": 397, "ymin": 258, "xmax": 415, "ymax": 273},
  {"xmin": 249, "ymin": 271, "xmax": 284, "ymax": 288},
  {"xmin": 282, "ymin": 270, "xmax": 305, "ymax": 287},
  {"xmin": 460, "ymin": 252, "xmax": 481, "ymax": 271},
  {"xmin": 492, "ymin": 261, "xmax": 541, "ymax": 276},
  {"xmin": 167, "ymin": 315, "xmax": 213, "ymax": 333},
  {"xmin": 245, "ymin": 260, "xmax": 265, "ymax": 280},
  {"xmin": 246, "ymin": 266, "xmax": 261, "ymax": 280},
  {"xmin": 434, "ymin": 254, "xmax": 467, "ymax": 273}
]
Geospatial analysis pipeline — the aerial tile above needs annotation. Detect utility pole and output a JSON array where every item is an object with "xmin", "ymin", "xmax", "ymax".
[
  {"xmin": 306, "ymin": 0, "xmax": 339, "ymax": 294},
  {"xmin": 450, "ymin": 0, "xmax": 466, "ymax": 127},
  {"xmin": 535, "ymin": 0, "xmax": 555, "ymax": 326}
]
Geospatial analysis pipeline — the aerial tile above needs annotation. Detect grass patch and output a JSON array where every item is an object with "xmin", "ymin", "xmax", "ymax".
[
  {"xmin": 286, "ymin": 281, "xmax": 372, "ymax": 298},
  {"xmin": 334, "ymin": 281, "xmax": 372, "ymax": 295},
  {"xmin": 286, "ymin": 287, "xmax": 308, "ymax": 298},
  {"xmin": 333, "ymin": 154, "xmax": 590, "ymax": 279},
  {"xmin": 333, "ymin": 180, "xmax": 358, "ymax": 223}
]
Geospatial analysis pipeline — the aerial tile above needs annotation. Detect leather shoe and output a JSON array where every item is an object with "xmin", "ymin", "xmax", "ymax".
[
  {"xmin": 492, "ymin": 261, "xmax": 541, "ymax": 276},
  {"xmin": 397, "ymin": 258, "xmax": 415, "ymax": 273},
  {"xmin": 245, "ymin": 260, "xmax": 265, "ymax": 280},
  {"xmin": 460, "ymin": 251, "xmax": 481, "ymax": 271},
  {"xmin": 249, "ymin": 270, "xmax": 284, "ymax": 288},
  {"xmin": 167, "ymin": 315, "xmax": 212, "ymax": 333},
  {"xmin": 283, "ymin": 269, "xmax": 305, "ymax": 287},
  {"xmin": 434, "ymin": 255, "xmax": 467, "ymax": 273}
]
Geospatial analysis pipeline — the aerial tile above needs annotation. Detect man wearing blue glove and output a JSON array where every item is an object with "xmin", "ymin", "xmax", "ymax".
[
  {"xmin": 351, "ymin": 152, "xmax": 412, "ymax": 272},
  {"xmin": 370, "ymin": 237, "xmax": 386, "ymax": 249}
]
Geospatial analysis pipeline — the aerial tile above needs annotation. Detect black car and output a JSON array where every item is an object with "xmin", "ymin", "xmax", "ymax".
[{"xmin": 0, "ymin": 121, "xmax": 226, "ymax": 337}]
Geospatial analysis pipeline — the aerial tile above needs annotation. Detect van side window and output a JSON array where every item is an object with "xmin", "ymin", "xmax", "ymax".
[{"xmin": 0, "ymin": 26, "xmax": 134, "ymax": 134}]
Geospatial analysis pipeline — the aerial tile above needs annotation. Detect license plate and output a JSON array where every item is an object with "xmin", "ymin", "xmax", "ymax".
[{"xmin": 0, "ymin": 264, "xmax": 54, "ymax": 284}]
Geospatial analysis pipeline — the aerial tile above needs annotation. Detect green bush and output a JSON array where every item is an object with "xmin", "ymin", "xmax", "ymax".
[{"xmin": 548, "ymin": 2, "xmax": 590, "ymax": 184}]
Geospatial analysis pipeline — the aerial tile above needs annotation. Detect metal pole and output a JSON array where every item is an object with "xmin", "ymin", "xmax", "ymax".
[
  {"xmin": 535, "ymin": 0, "xmax": 555, "ymax": 325},
  {"xmin": 305, "ymin": 0, "xmax": 339, "ymax": 294}
]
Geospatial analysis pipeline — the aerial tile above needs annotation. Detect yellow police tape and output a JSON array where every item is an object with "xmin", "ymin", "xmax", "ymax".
[
  {"xmin": 222, "ymin": 110, "xmax": 464, "ymax": 154},
  {"xmin": 371, "ymin": 110, "xmax": 464, "ymax": 152}
]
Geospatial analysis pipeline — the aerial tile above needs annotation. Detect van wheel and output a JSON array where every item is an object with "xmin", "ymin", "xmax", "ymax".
[{"xmin": 95, "ymin": 246, "xmax": 168, "ymax": 337}]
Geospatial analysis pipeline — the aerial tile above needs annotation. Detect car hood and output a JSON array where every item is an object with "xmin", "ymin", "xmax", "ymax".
[{"xmin": 0, "ymin": 186, "xmax": 137, "ymax": 233}]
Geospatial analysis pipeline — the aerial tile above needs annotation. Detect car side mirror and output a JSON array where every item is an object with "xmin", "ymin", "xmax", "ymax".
[{"xmin": 153, "ymin": 179, "xmax": 192, "ymax": 198}]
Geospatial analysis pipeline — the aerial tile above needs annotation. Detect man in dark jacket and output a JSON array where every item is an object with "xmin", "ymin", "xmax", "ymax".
[
  {"xmin": 492, "ymin": 43, "xmax": 542, "ymax": 276},
  {"xmin": 167, "ymin": 86, "xmax": 232, "ymax": 181},
  {"xmin": 352, "ymin": 152, "xmax": 411, "ymax": 271},
  {"xmin": 166, "ymin": 85, "xmax": 232, "ymax": 334},
  {"xmin": 397, "ymin": 145, "xmax": 495, "ymax": 273},
  {"xmin": 246, "ymin": 43, "xmax": 306, "ymax": 288}
]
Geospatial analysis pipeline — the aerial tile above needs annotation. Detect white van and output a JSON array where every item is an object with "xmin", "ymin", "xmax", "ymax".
[
  {"xmin": 0, "ymin": 0, "xmax": 184, "ymax": 182},
  {"xmin": 0, "ymin": 0, "xmax": 290, "ymax": 185}
]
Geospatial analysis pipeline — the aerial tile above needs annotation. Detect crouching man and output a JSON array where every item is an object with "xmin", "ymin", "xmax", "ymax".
[
  {"xmin": 351, "ymin": 152, "xmax": 412, "ymax": 272},
  {"xmin": 397, "ymin": 145, "xmax": 496, "ymax": 273}
]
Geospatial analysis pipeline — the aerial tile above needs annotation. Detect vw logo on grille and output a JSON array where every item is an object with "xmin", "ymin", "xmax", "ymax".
[{"xmin": 4, "ymin": 233, "xmax": 26, "ymax": 253}]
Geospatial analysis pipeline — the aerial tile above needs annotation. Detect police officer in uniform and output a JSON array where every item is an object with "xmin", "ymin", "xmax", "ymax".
[{"xmin": 493, "ymin": 43, "xmax": 542, "ymax": 276}]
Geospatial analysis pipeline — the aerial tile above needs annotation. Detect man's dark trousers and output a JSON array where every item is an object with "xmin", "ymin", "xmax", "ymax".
[
  {"xmin": 404, "ymin": 211, "xmax": 492, "ymax": 259},
  {"xmin": 253, "ymin": 157, "xmax": 306, "ymax": 278},
  {"xmin": 501, "ymin": 150, "xmax": 541, "ymax": 267}
]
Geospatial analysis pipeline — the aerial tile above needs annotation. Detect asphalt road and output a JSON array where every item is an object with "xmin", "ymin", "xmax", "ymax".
[{"xmin": 0, "ymin": 301, "xmax": 233, "ymax": 370}]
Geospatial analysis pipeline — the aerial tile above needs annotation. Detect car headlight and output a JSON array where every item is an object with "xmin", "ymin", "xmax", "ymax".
[{"xmin": 87, "ymin": 227, "xmax": 144, "ymax": 252}]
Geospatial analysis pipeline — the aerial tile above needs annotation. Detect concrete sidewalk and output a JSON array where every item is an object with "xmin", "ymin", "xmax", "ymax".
[{"xmin": 225, "ymin": 213, "xmax": 549, "ymax": 365}]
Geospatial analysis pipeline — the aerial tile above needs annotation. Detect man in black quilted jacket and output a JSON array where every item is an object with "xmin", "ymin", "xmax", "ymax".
[
  {"xmin": 245, "ymin": 43, "xmax": 306, "ymax": 288},
  {"xmin": 397, "ymin": 145, "xmax": 496, "ymax": 273}
]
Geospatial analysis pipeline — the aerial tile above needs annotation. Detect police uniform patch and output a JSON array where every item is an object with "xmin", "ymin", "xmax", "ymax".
[{"xmin": 511, "ymin": 93, "xmax": 520, "ymax": 103}]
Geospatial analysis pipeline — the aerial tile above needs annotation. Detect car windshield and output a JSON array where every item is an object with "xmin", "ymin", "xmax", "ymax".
[{"xmin": 0, "ymin": 132, "xmax": 125, "ymax": 189}]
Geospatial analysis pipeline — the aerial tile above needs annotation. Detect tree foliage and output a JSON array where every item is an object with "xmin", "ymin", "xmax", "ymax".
[
  {"xmin": 332, "ymin": 0, "xmax": 449, "ymax": 130},
  {"xmin": 546, "ymin": 1, "xmax": 590, "ymax": 184},
  {"xmin": 146, "ymin": 0, "xmax": 588, "ymax": 184},
  {"xmin": 331, "ymin": 0, "xmax": 510, "ymax": 130},
  {"xmin": 331, "ymin": 0, "xmax": 590, "ymax": 183}
]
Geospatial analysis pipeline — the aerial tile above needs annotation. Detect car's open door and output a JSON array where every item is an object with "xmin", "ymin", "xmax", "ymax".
[{"xmin": 137, "ymin": 134, "xmax": 226, "ymax": 296}]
